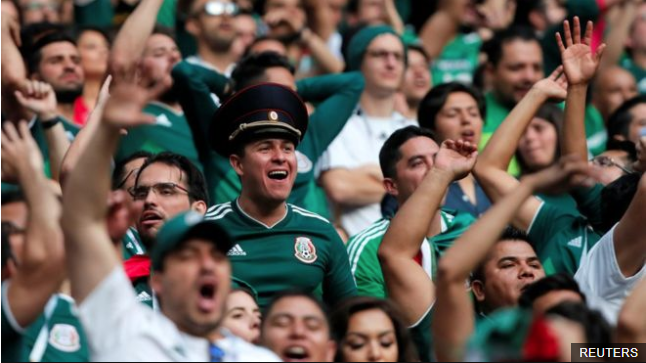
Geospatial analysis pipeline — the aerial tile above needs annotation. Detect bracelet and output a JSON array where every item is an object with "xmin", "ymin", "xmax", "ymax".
[{"xmin": 41, "ymin": 117, "xmax": 61, "ymax": 130}]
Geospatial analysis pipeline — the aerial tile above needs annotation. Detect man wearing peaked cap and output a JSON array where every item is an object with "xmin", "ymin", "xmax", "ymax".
[
  {"xmin": 205, "ymin": 83, "xmax": 357, "ymax": 309},
  {"xmin": 209, "ymin": 83, "xmax": 309, "ymax": 157}
]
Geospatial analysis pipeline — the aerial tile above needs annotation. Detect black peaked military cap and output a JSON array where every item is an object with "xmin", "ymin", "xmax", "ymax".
[{"xmin": 209, "ymin": 83, "xmax": 309, "ymax": 156}]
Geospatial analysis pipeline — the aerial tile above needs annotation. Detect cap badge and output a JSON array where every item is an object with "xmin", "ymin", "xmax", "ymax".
[{"xmin": 269, "ymin": 111, "xmax": 279, "ymax": 121}]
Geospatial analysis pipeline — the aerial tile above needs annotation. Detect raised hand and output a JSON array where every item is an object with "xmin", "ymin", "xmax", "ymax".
[
  {"xmin": 556, "ymin": 17, "xmax": 606, "ymax": 86},
  {"xmin": 1, "ymin": 121, "xmax": 45, "ymax": 183},
  {"xmin": 522, "ymin": 154, "xmax": 595, "ymax": 194},
  {"xmin": 434, "ymin": 139, "xmax": 478, "ymax": 181},
  {"xmin": 107, "ymin": 190, "xmax": 142, "ymax": 243},
  {"xmin": 101, "ymin": 74, "xmax": 171, "ymax": 129},
  {"xmin": 14, "ymin": 80, "xmax": 59, "ymax": 120},
  {"xmin": 532, "ymin": 65, "xmax": 568, "ymax": 102}
]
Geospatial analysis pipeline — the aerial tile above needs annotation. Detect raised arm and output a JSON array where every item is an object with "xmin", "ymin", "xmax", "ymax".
[
  {"xmin": 378, "ymin": 140, "xmax": 477, "ymax": 325},
  {"xmin": 474, "ymin": 68, "xmax": 567, "ymax": 230},
  {"xmin": 1, "ymin": 122, "xmax": 65, "ymax": 327},
  {"xmin": 418, "ymin": 0, "xmax": 464, "ymax": 59},
  {"xmin": 558, "ymin": 18, "xmax": 605, "ymax": 160},
  {"xmin": 109, "ymin": 0, "xmax": 164, "ymax": 77},
  {"xmin": 15, "ymin": 81, "xmax": 71, "ymax": 182},
  {"xmin": 61, "ymin": 75, "xmax": 169, "ymax": 303},
  {"xmin": 434, "ymin": 155, "xmax": 594, "ymax": 362},
  {"xmin": 60, "ymin": 76, "xmax": 112, "ymax": 186},
  {"xmin": 616, "ymin": 277, "xmax": 646, "ymax": 344},
  {"xmin": 599, "ymin": 0, "xmax": 641, "ymax": 72},
  {"xmin": 1, "ymin": 11, "xmax": 29, "ymax": 121}
]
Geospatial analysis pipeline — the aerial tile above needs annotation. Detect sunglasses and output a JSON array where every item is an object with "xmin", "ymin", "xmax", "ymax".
[{"xmin": 196, "ymin": 1, "xmax": 239, "ymax": 17}]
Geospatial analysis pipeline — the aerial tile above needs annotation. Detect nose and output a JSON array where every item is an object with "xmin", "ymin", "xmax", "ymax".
[
  {"xmin": 271, "ymin": 148, "xmax": 287, "ymax": 163},
  {"xmin": 169, "ymin": 50, "xmax": 181, "ymax": 65},
  {"xmin": 288, "ymin": 320, "xmax": 307, "ymax": 339},
  {"xmin": 521, "ymin": 67, "xmax": 539, "ymax": 82},
  {"xmin": 519, "ymin": 264, "xmax": 536, "ymax": 280},
  {"xmin": 367, "ymin": 340, "xmax": 383, "ymax": 362}
]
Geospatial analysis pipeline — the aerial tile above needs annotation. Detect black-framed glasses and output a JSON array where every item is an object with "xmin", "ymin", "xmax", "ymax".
[
  {"xmin": 128, "ymin": 182, "xmax": 190, "ymax": 201},
  {"xmin": 591, "ymin": 156, "xmax": 634, "ymax": 175}
]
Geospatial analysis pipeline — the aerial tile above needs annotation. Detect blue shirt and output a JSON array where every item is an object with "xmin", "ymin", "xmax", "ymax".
[{"xmin": 444, "ymin": 181, "xmax": 491, "ymax": 218}]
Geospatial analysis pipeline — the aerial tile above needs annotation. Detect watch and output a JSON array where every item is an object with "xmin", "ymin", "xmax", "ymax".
[{"xmin": 41, "ymin": 116, "xmax": 61, "ymax": 129}]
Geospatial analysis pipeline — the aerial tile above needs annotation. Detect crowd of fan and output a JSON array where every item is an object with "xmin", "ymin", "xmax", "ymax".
[{"xmin": 1, "ymin": 0, "xmax": 645, "ymax": 361}]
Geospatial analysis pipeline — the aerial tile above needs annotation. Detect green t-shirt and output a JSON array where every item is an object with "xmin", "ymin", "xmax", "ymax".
[
  {"xmin": 410, "ymin": 306, "xmax": 434, "ymax": 362},
  {"xmin": 583, "ymin": 105, "xmax": 607, "ymax": 157},
  {"xmin": 620, "ymin": 54, "xmax": 646, "ymax": 94},
  {"xmin": 347, "ymin": 210, "xmax": 474, "ymax": 298},
  {"xmin": 32, "ymin": 118, "xmax": 80, "ymax": 179},
  {"xmin": 22, "ymin": 295, "xmax": 89, "ymax": 362},
  {"xmin": 205, "ymin": 201, "xmax": 357, "ymax": 309},
  {"xmin": 75, "ymin": 0, "xmax": 175, "ymax": 29},
  {"xmin": 116, "ymin": 102, "xmax": 202, "ymax": 172},
  {"xmin": 172, "ymin": 62, "xmax": 364, "ymax": 216},
  {"xmin": 133, "ymin": 279, "xmax": 154, "ymax": 309},
  {"xmin": 121, "ymin": 227, "xmax": 145, "ymax": 260},
  {"xmin": 2, "ymin": 281, "xmax": 24, "ymax": 363},
  {"xmin": 431, "ymin": 33, "xmax": 482, "ymax": 86},
  {"xmin": 527, "ymin": 201, "xmax": 602, "ymax": 275}
]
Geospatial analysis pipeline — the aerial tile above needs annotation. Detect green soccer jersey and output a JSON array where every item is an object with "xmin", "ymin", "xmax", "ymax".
[
  {"xmin": 205, "ymin": 201, "xmax": 357, "ymax": 309},
  {"xmin": 172, "ymin": 62, "xmax": 364, "ymax": 215},
  {"xmin": 410, "ymin": 306, "xmax": 434, "ymax": 362},
  {"xmin": 583, "ymin": 105, "xmax": 607, "ymax": 157},
  {"xmin": 347, "ymin": 210, "xmax": 474, "ymax": 298},
  {"xmin": 527, "ymin": 201, "xmax": 602, "ymax": 275},
  {"xmin": 122, "ymin": 227, "xmax": 146, "ymax": 260},
  {"xmin": 620, "ymin": 54, "xmax": 646, "ymax": 94},
  {"xmin": 481, "ymin": 93, "xmax": 521, "ymax": 176},
  {"xmin": 32, "ymin": 118, "xmax": 80, "ymax": 179},
  {"xmin": 116, "ymin": 102, "xmax": 202, "ymax": 171},
  {"xmin": 431, "ymin": 33, "xmax": 482, "ymax": 85},
  {"xmin": 22, "ymin": 295, "xmax": 89, "ymax": 362},
  {"xmin": 2, "ymin": 281, "xmax": 24, "ymax": 363}
]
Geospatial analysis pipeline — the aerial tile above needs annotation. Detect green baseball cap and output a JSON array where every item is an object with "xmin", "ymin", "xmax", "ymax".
[{"xmin": 152, "ymin": 211, "xmax": 234, "ymax": 271}]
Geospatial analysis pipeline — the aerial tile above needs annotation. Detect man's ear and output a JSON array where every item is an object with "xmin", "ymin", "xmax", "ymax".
[
  {"xmin": 150, "ymin": 273, "xmax": 163, "ymax": 296},
  {"xmin": 185, "ymin": 17, "xmax": 200, "ymax": 37},
  {"xmin": 191, "ymin": 200, "xmax": 208, "ymax": 214},
  {"xmin": 230, "ymin": 154, "xmax": 244, "ymax": 177},
  {"xmin": 471, "ymin": 280, "xmax": 486, "ymax": 303},
  {"xmin": 383, "ymin": 178, "xmax": 399, "ymax": 199}
]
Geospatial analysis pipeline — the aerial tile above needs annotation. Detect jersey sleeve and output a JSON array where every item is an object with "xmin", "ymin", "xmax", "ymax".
[
  {"xmin": 1, "ymin": 281, "xmax": 25, "ymax": 363},
  {"xmin": 351, "ymin": 250, "xmax": 387, "ymax": 299},
  {"xmin": 323, "ymin": 229, "xmax": 358, "ymax": 306},
  {"xmin": 296, "ymin": 72, "xmax": 364, "ymax": 161}
]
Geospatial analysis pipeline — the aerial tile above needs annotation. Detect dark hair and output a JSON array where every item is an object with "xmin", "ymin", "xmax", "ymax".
[
  {"xmin": 230, "ymin": 52, "xmax": 295, "ymax": 92},
  {"xmin": 518, "ymin": 274, "xmax": 586, "ymax": 309},
  {"xmin": 418, "ymin": 82, "xmax": 486, "ymax": 133},
  {"xmin": 135, "ymin": 152, "xmax": 209, "ymax": 205},
  {"xmin": 112, "ymin": 151, "xmax": 154, "ymax": 190},
  {"xmin": 331, "ymin": 297, "xmax": 419, "ymax": 362},
  {"xmin": 471, "ymin": 227, "xmax": 534, "ymax": 285},
  {"xmin": 407, "ymin": 43, "xmax": 431, "ymax": 63},
  {"xmin": 262, "ymin": 291, "xmax": 330, "ymax": 333},
  {"xmin": 379, "ymin": 126, "xmax": 437, "ymax": 179},
  {"xmin": 483, "ymin": 26, "xmax": 540, "ymax": 67},
  {"xmin": 516, "ymin": 103, "xmax": 564, "ymax": 175},
  {"xmin": 606, "ymin": 140, "xmax": 638, "ymax": 162},
  {"xmin": 514, "ymin": 0, "xmax": 548, "ymax": 27},
  {"xmin": 1, "ymin": 190, "xmax": 26, "ymax": 206},
  {"xmin": 23, "ymin": 24, "xmax": 76, "ymax": 74},
  {"xmin": 545, "ymin": 302, "xmax": 612, "ymax": 345},
  {"xmin": 151, "ymin": 25, "xmax": 177, "ymax": 40},
  {"xmin": 607, "ymin": 95, "xmax": 646, "ymax": 143},
  {"xmin": 600, "ymin": 173, "xmax": 641, "ymax": 231}
]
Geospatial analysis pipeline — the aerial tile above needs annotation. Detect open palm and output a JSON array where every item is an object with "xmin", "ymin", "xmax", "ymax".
[
  {"xmin": 435, "ymin": 140, "xmax": 478, "ymax": 181},
  {"xmin": 102, "ymin": 76, "xmax": 171, "ymax": 129},
  {"xmin": 557, "ymin": 17, "xmax": 606, "ymax": 86}
]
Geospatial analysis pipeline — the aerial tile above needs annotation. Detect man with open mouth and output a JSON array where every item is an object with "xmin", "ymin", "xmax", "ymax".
[{"xmin": 206, "ymin": 83, "xmax": 357, "ymax": 309}]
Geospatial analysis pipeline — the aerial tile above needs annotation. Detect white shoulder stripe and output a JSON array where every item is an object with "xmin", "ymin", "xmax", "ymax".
[
  {"xmin": 348, "ymin": 223, "xmax": 390, "ymax": 276},
  {"xmin": 206, "ymin": 203, "xmax": 232, "ymax": 216},
  {"xmin": 291, "ymin": 207, "xmax": 330, "ymax": 223},
  {"xmin": 206, "ymin": 209, "xmax": 234, "ymax": 221},
  {"xmin": 347, "ymin": 220, "xmax": 389, "ymax": 259}
]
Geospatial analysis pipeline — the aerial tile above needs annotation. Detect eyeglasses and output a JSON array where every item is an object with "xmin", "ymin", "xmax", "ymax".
[
  {"xmin": 366, "ymin": 50, "xmax": 404, "ymax": 63},
  {"xmin": 128, "ymin": 182, "xmax": 190, "ymax": 201},
  {"xmin": 196, "ymin": 1, "xmax": 239, "ymax": 17},
  {"xmin": 591, "ymin": 156, "xmax": 634, "ymax": 175}
]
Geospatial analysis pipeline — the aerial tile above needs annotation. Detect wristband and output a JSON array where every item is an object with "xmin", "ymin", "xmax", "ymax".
[{"xmin": 41, "ymin": 116, "xmax": 61, "ymax": 130}]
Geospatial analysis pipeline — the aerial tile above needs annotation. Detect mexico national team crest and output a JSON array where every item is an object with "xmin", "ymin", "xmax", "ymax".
[{"xmin": 295, "ymin": 237, "xmax": 317, "ymax": 264}]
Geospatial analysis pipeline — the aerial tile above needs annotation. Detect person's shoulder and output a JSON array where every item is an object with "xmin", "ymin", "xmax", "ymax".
[
  {"xmin": 347, "ymin": 219, "xmax": 390, "ymax": 260},
  {"xmin": 289, "ymin": 204, "xmax": 332, "ymax": 226},
  {"xmin": 205, "ymin": 202, "xmax": 235, "ymax": 221}
]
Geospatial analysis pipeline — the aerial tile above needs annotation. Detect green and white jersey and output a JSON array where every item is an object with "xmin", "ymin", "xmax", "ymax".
[
  {"xmin": 22, "ymin": 295, "xmax": 89, "ymax": 362},
  {"xmin": 527, "ymin": 201, "xmax": 602, "ymax": 276},
  {"xmin": 2, "ymin": 281, "xmax": 24, "ymax": 363},
  {"xmin": 205, "ymin": 201, "xmax": 357, "ymax": 309},
  {"xmin": 347, "ymin": 210, "xmax": 474, "ymax": 299},
  {"xmin": 31, "ymin": 117, "xmax": 79, "ymax": 179},
  {"xmin": 431, "ymin": 33, "xmax": 482, "ymax": 86},
  {"xmin": 121, "ymin": 227, "xmax": 145, "ymax": 260},
  {"xmin": 620, "ymin": 54, "xmax": 646, "ymax": 94},
  {"xmin": 115, "ymin": 102, "xmax": 202, "ymax": 172}
]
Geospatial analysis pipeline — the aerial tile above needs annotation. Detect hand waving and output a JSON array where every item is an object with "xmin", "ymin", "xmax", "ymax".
[
  {"xmin": 556, "ymin": 17, "xmax": 606, "ymax": 86},
  {"xmin": 532, "ymin": 65, "xmax": 568, "ymax": 102},
  {"xmin": 1, "ymin": 121, "xmax": 45, "ymax": 183},
  {"xmin": 434, "ymin": 140, "xmax": 479, "ymax": 181}
]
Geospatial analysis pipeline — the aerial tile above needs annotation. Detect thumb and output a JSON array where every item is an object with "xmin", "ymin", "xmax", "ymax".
[
  {"xmin": 595, "ymin": 44, "xmax": 607, "ymax": 63},
  {"xmin": 14, "ymin": 90, "xmax": 28, "ymax": 106}
]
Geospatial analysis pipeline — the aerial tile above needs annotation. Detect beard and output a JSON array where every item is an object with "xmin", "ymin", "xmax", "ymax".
[
  {"xmin": 206, "ymin": 35, "xmax": 235, "ymax": 53},
  {"xmin": 55, "ymin": 86, "xmax": 83, "ymax": 104}
]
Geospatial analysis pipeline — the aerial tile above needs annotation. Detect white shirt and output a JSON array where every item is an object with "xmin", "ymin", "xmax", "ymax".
[
  {"xmin": 574, "ymin": 225, "xmax": 646, "ymax": 326},
  {"xmin": 318, "ymin": 108, "xmax": 417, "ymax": 237},
  {"xmin": 79, "ymin": 268, "xmax": 281, "ymax": 362},
  {"xmin": 185, "ymin": 56, "xmax": 236, "ymax": 107}
]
